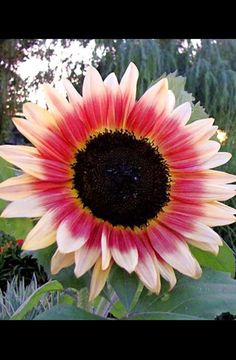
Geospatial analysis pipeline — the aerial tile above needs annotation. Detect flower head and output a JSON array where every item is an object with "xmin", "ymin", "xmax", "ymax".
[{"xmin": 0, "ymin": 63, "xmax": 235, "ymax": 300}]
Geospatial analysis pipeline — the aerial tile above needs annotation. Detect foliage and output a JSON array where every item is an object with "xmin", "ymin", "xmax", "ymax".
[
  {"xmin": 0, "ymin": 275, "xmax": 60, "ymax": 320},
  {"xmin": 190, "ymin": 241, "xmax": 235, "ymax": 277},
  {"xmin": 0, "ymin": 157, "xmax": 34, "ymax": 239},
  {"xmin": 126, "ymin": 269, "xmax": 236, "ymax": 320},
  {"xmin": 10, "ymin": 280, "xmax": 63, "ymax": 320},
  {"xmin": 34, "ymin": 304, "xmax": 104, "ymax": 320},
  {"xmin": 0, "ymin": 231, "xmax": 48, "ymax": 292}
]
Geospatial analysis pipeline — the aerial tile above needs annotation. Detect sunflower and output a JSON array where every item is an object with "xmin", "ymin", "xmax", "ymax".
[{"xmin": 0, "ymin": 63, "xmax": 236, "ymax": 301}]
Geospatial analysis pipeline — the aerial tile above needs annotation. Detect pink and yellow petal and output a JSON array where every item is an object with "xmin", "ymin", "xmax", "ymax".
[
  {"xmin": 187, "ymin": 239, "xmax": 219, "ymax": 255},
  {"xmin": 56, "ymin": 210, "xmax": 94, "ymax": 254},
  {"xmin": 148, "ymin": 222, "xmax": 202, "ymax": 279},
  {"xmin": 82, "ymin": 66, "xmax": 108, "ymax": 130},
  {"xmin": 12, "ymin": 117, "xmax": 74, "ymax": 163},
  {"xmin": 134, "ymin": 234, "xmax": 160, "ymax": 293},
  {"xmin": 154, "ymin": 254, "xmax": 176, "ymax": 290},
  {"xmin": 101, "ymin": 222, "xmax": 112, "ymax": 270},
  {"xmin": 109, "ymin": 227, "xmax": 138, "ymax": 273},
  {"xmin": 74, "ymin": 223, "xmax": 102, "ymax": 278},
  {"xmin": 126, "ymin": 78, "xmax": 169, "ymax": 137},
  {"xmin": 161, "ymin": 118, "xmax": 216, "ymax": 154},
  {"xmin": 104, "ymin": 73, "xmax": 123, "ymax": 129},
  {"xmin": 120, "ymin": 62, "xmax": 139, "ymax": 127},
  {"xmin": 43, "ymin": 83, "xmax": 90, "ymax": 147}
]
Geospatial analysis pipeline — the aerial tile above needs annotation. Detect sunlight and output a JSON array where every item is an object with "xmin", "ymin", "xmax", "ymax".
[{"xmin": 17, "ymin": 40, "xmax": 96, "ymax": 107}]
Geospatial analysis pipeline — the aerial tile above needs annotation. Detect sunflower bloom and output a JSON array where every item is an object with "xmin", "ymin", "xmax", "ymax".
[{"xmin": 0, "ymin": 63, "xmax": 235, "ymax": 301}]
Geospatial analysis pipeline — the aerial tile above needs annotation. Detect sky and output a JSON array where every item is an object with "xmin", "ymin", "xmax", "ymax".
[{"xmin": 17, "ymin": 40, "xmax": 96, "ymax": 107}]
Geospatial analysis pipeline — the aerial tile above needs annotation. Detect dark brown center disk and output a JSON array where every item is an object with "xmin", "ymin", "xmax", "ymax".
[{"xmin": 72, "ymin": 130, "xmax": 171, "ymax": 228}]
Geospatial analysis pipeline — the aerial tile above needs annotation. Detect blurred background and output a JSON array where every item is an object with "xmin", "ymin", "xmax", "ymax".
[{"xmin": 0, "ymin": 38, "xmax": 236, "ymax": 248}]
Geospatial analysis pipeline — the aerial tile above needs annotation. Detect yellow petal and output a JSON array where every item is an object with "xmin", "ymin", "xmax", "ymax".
[
  {"xmin": 22, "ymin": 210, "xmax": 57, "ymax": 250},
  {"xmin": 139, "ymin": 78, "xmax": 168, "ymax": 116},
  {"xmin": 23, "ymin": 102, "xmax": 57, "ymax": 128},
  {"xmin": 43, "ymin": 83, "xmax": 74, "ymax": 120},
  {"xmin": 56, "ymin": 215, "xmax": 90, "ymax": 254},
  {"xmin": 63, "ymin": 79, "xmax": 83, "ymax": 107},
  {"xmin": 200, "ymin": 201, "xmax": 236, "ymax": 226},
  {"xmin": 74, "ymin": 245, "xmax": 100, "ymax": 278},
  {"xmin": 1, "ymin": 195, "xmax": 46, "ymax": 218},
  {"xmin": 0, "ymin": 145, "xmax": 46, "ymax": 179},
  {"xmin": 111, "ymin": 246, "xmax": 138, "ymax": 274},
  {"xmin": 187, "ymin": 239, "xmax": 219, "ymax": 255},
  {"xmin": 101, "ymin": 227, "xmax": 111, "ymax": 270},
  {"xmin": 154, "ymin": 258, "xmax": 176, "ymax": 290},
  {"xmin": 0, "ymin": 174, "xmax": 35, "ymax": 201},
  {"xmin": 135, "ymin": 253, "xmax": 159, "ymax": 294},
  {"xmin": 165, "ymin": 90, "xmax": 176, "ymax": 114},
  {"xmin": 89, "ymin": 257, "xmax": 112, "ymax": 302},
  {"xmin": 201, "ymin": 152, "xmax": 232, "ymax": 169},
  {"xmin": 203, "ymin": 170, "xmax": 236, "ymax": 184},
  {"xmin": 51, "ymin": 249, "xmax": 74, "ymax": 274}
]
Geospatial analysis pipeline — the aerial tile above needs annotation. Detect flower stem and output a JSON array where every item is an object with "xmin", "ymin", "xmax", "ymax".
[{"xmin": 95, "ymin": 285, "xmax": 118, "ymax": 318}]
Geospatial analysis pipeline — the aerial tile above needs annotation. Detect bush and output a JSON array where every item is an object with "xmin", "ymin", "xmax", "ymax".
[{"xmin": 0, "ymin": 231, "xmax": 48, "ymax": 292}]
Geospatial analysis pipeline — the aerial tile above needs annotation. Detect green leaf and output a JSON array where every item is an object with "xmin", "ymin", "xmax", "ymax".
[
  {"xmin": 59, "ymin": 294, "xmax": 76, "ymax": 306},
  {"xmin": 34, "ymin": 304, "xmax": 104, "ymax": 320},
  {"xmin": 10, "ymin": 280, "xmax": 63, "ymax": 320},
  {"xmin": 190, "ymin": 241, "xmax": 235, "ymax": 277},
  {"xmin": 33, "ymin": 244, "xmax": 90, "ymax": 290},
  {"xmin": 166, "ymin": 72, "xmax": 194, "ymax": 106},
  {"xmin": 162, "ymin": 72, "xmax": 209, "ymax": 124},
  {"xmin": 0, "ymin": 158, "xmax": 15, "ymax": 181},
  {"xmin": 110, "ymin": 300, "xmax": 127, "ymax": 319},
  {"xmin": 128, "ymin": 269, "xmax": 236, "ymax": 320},
  {"xmin": 190, "ymin": 101, "xmax": 208, "ymax": 122},
  {"xmin": 0, "ymin": 216, "xmax": 34, "ymax": 239},
  {"xmin": 109, "ymin": 265, "xmax": 140, "ymax": 311}
]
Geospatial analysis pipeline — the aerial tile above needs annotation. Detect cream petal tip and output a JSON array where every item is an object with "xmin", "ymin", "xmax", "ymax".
[
  {"xmin": 192, "ymin": 264, "xmax": 202, "ymax": 279},
  {"xmin": 127, "ymin": 62, "xmax": 138, "ymax": 72}
]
